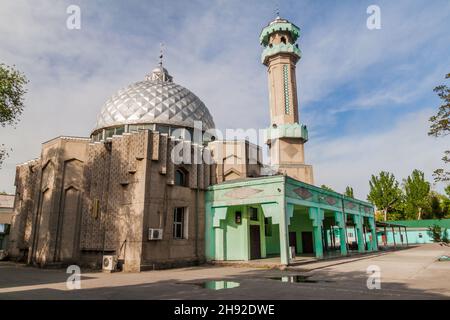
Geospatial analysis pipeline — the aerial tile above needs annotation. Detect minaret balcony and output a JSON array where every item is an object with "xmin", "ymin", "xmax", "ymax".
[
  {"xmin": 261, "ymin": 43, "xmax": 301, "ymax": 64},
  {"xmin": 259, "ymin": 22, "xmax": 300, "ymax": 45},
  {"xmin": 264, "ymin": 123, "xmax": 308, "ymax": 144}
]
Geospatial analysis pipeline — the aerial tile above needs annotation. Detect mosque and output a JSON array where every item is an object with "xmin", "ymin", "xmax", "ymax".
[{"xmin": 8, "ymin": 16, "xmax": 377, "ymax": 271}]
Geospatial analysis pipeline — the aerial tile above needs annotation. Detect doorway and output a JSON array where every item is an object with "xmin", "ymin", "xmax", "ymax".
[
  {"xmin": 301, "ymin": 231, "xmax": 314, "ymax": 254},
  {"xmin": 250, "ymin": 225, "xmax": 261, "ymax": 259},
  {"xmin": 289, "ymin": 232, "xmax": 298, "ymax": 253}
]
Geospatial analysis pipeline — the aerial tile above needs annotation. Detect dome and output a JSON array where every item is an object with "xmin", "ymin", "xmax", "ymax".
[{"xmin": 92, "ymin": 66, "xmax": 215, "ymax": 134}]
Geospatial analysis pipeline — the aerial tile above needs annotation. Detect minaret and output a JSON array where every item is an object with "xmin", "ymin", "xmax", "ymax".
[{"xmin": 260, "ymin": 15, "xmax": 314, "ymax": 184}]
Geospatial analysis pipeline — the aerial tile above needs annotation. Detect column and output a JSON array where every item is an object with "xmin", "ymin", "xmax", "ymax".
[
  {"xmin": 399, "ymin": 226, "xmax": 404, "ymax": 246},
  {"xmin": 353, "ymin": 214, "xmax": 365, "ymax": 253},
  {"xmin": 261, "ymin": 202, "xmax": 286, "ymax": 264},
  {"xmin": 207, "ymin": 206, "xmax": 228, "ymax": 261},
  {"xmin": 278, "ymin": 203, "xmax": 293, "ymax": 265},
  {"xmin": 368, "ymin": 217, "xmax": 378, "ymax": 251},
  {"xmin": 215, "ymin": 226, "xmax": 225, "ymax": 260},
  {"xmin": 309, "ymin": 207, "xmax": 324, "ymax": 259},
  {"xmin": 405, "ymin": 226, "xmax": 409, "ymax": 246},
  {"xmin": 366, "ymin": 223, "xmax": 373, "ymax": 252},
  {"xmin": 391, "ymin": 226, "xmax": 396, "ymax": 248},
  {"xmin": 205, "ymin": 204, "xmax": 215, "ymax": 261},
  {"xmin": 242, "ymin": 206, "xmax": 250, "ymax": 261},
  {"xmin": 334, "ymin": 211, "xmax": 347, "ymax": 256}
]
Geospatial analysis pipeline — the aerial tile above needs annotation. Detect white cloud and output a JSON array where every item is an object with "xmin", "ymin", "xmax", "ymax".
[
  {"xmin": 0, "ymin": 0, "xmax": 449, "ymax": 198},
  {"xmin": 308, "ymin": 109, "xmax": 449, "ymax": 199}
]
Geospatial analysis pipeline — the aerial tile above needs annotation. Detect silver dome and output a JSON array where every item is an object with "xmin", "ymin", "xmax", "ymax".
[{"xmin": 93, "ymin": 66, "xmax": 215, "ymax": 133}]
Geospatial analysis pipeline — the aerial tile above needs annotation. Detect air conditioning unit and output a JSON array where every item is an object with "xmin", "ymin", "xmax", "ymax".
[
  {"xmin": 148, "ymin": 228, "xmax": 163, "ymax": 240},
  {"xmin": 102, "ymin": 255, "xmax": 117, "ymax": 272}
]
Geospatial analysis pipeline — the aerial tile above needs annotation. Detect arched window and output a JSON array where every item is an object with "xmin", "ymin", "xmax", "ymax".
[
  {"xmin": 281, "ymin": 36, "xmax": 286, "ymax": 44},
  {"xmin": 175, "ymin": 169, "xmax": 187, "ymax": 187}
]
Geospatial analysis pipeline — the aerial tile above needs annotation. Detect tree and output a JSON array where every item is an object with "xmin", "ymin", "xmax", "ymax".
[
  {"xmin": 429, "ymin": 193, "xmax": 444, "ymax": 219},
  {"xmin": 0, "ymin": 63, "xmax": 28, "ymax": 168},
  {"xmin": 320, "ymin": 185, "xmax": 334, "ymax": 192},
  {"xmin": 445, "ymin": 185, "xmax": 450, "ymax": 197},
  {"xmin": 367, "ymin": 171, "xmax": 402, "ymax": 221},
  {"xmin": 403, "ymin": 169, "xmax": 430, "ymax": 220},
  {"xmin": 344, "ymin": 186, "xmax": 354, "ymax": 198},
  {"xmin": 428, "ymin": 224, "xmax": 442, "ymax": 243},
  {"xmin": 428, "ymin": 73, "xmax": 450, "ymax": 182}
]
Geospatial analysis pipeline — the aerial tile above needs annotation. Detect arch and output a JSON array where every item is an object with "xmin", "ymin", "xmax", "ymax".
[{"xmin": 175, "ymin": 167, "xmax": 189, "ymax": 187}]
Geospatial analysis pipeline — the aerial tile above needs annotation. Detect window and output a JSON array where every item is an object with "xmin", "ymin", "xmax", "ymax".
[
  {"xmin": 249, "ymin": 207, "xmax": 258, "ymax": 221},
  {"xmin": 115, "ymin": 126, "xmax": 125, "ymax": 135},
  {"xmin": 105, "ymin": 128, "xmax": 115, "ymax": 138},
  {"xmin": 173, "ymin": 207, "xmax": 185, "ymax": 239},
  {"xmin": 92, "ymin": 199, "xmax": 100, "ymax": 219},
  {"xmin": 156, "ymin": 124, "xmax": 170, "ymax": 134},
  {"xmin": 175, "ymin": 169, "xmax": 187, "ymax": 187},
  {"xmin": 281, "ymin": 36, "xmax": 286, "ymax": 44},
  {"xmin": 235, "ymin": 211, "xmax": 242, "ymax": 224}
]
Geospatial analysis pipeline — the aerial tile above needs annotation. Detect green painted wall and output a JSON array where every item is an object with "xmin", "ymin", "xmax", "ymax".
[
  {"xmin": 205, "ymin": 175, "xmax": 376, "ymax": 263},
  {"xmin": 265, "ymin": 222, "xmax": 280, "ymax": 255},
  {"xmin": 288, "ymin": 210, "xmax": 314, "ymax": 254},
  {"xmin": 224, "ymin": 206, "xmax": 248, "ymax": 260}
]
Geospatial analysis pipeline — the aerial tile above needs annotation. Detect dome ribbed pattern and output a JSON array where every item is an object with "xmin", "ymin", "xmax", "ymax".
[{"xmin": 93, "ymin": 76, "xmax": 215, "ymax": 132}]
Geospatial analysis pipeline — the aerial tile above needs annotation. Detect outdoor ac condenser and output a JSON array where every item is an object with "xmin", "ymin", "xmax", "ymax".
[
  {"xmin": 102, "ymin": 255, "xmax": 117, "ymax": 272},
  {"xmin": 148, "ymin": 228, "xmax": 163, "ymax": 240}
]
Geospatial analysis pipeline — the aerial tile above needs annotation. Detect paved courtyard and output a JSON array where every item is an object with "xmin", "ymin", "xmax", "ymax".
[{"xmin": 0, "ymin": 244, "xmax": 449, "ymax": 300}]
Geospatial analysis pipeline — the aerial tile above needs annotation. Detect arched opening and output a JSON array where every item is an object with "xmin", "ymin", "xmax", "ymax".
[
  {"xmin": 281, "ymin": 36, "xmax": 287, "ymax": 44},
  {"xmin": 175, "ymin": 168, "xmax": 188, "ymax": 187}
]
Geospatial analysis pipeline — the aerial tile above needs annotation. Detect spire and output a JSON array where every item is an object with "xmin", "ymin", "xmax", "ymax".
[
  {"xmin": 159, "ymin": 42, "xmax": 164, "ymax": 67},
  {"xmin": 145, "ymin": 44, "xmax": 173, "ymax": 82}
]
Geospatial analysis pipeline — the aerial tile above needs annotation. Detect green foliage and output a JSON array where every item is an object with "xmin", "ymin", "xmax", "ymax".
[
  {"xmin": 445, "ymin": 185, "xmax": 450, "ymax": 197},
  {"xmin": 344, "ymin": 186, "xmax": 354, "ymax": 198},
  {"xmin": 320, "ymin": 185, "xmax": 334, "ymax": 192},
  {"xmin": 428, "ymin": 224, "xmax": 442, "ymax": 242},
  {"xmin": 0, "ymin": 63, "xmax": 28, "ymax": 168},
  {"xmin": 0, "ymin": 63, "xmax": 28, "ymax": 127},
  {"xmin": 428, "ymin": 73, "xmax": 450, "ymax": 182},
  {"xmin": 367, "ymin": 171, "xmax": 402, "ymax": 221},
  {"xmin": 443, "ymin": 229, "xmax": 449, "ymax": 244},
  {"xmin": 403, "ymin": 170, "xmax": 430, "ymax": 220},
  {"xmin": 429, "ymin": 194, "xmax": 444, "ymax": 219}
]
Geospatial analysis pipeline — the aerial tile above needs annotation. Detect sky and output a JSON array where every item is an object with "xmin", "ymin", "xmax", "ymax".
[{"xmin": 0, "ymin": 0, "xmax": 449, "ymax": 199}]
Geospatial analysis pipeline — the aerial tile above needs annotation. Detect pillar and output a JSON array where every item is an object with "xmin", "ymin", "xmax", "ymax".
[
  {"xmin": 391, "ymin": 226, "xmax": 396, "ymax": 248},
  {"xmin": 334, "ymin": 211, "xmax": 347, "ymax": 256},
  {"xmin": 353, "ymin": 214, "xmax": 365, "ymax": 253},
  {"xmin": 368, "ymin": 217, "xmax": 378, "ymax": 251},
  {"xmin": 207, "ymin": 206, "xmax": 228, "ymax": 261},
  {"xmin": 309, "ymin": 207, "xmax": 324, "ymax": 259},
  {"xmin": 405, "ymin": 226, "xmax": 409, "ymax": 246},
  {"xmin": 278, "ymin": 203, "xmax": 293, "ymax": 265},
  {"xmin": 215, "ymin": 225, "xmax": 225, "ymax": 260},
  {"xmin": 261, "ymin": 202, "xmax": 287, "ymax": 264}
]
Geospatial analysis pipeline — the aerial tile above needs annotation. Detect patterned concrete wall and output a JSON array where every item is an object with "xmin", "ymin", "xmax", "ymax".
[{"xmin": 8, "ymin": 130, "xmax": 228, "ymax": 271}]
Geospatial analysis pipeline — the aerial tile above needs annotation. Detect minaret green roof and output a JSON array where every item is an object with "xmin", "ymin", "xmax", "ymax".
[{"xmin": 259, "ymin": 18, "xmax": 301, "ymax": 46}]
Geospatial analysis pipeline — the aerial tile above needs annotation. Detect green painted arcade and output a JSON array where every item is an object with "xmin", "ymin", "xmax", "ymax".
[{"xmin": 205, "ymin": 175, "xmax": 377, "ymax": 265}]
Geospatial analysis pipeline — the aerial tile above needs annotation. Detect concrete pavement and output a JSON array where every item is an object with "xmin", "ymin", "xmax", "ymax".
[{"xmin": 0, "ymin": 244, "xmax": 448, "ymax": 299}]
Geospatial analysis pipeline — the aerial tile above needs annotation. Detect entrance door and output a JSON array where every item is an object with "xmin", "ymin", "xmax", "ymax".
[
  {"xmin": 301, "ymin": 231, "xmax": 314, "ymax": 254},
  {"xmin": 289, "ymin": 232, "xmax": 297, "ymax": 253},
  {"xmin": 250, "ymin": 225, "xmax": 261, "ymax": 259}
]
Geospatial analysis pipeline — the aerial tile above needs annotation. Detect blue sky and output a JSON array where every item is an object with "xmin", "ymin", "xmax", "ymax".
[{"xmin": 0, "ymin": 0, "xmax": 449, "ymax": 198}]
